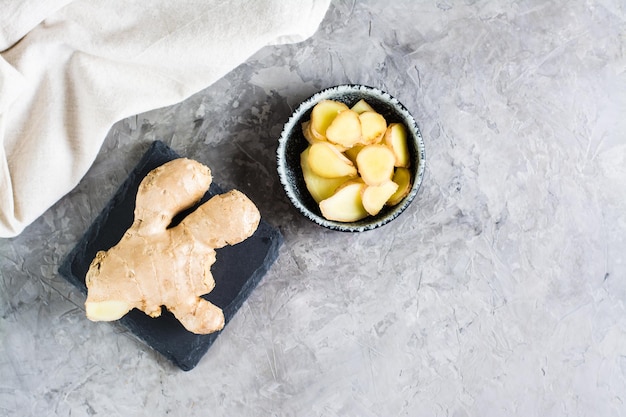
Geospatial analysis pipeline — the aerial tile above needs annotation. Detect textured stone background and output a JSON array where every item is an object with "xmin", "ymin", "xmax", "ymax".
[{"xmin": 1, "ymin": 1, "xmax": 625, "ymax": 416}]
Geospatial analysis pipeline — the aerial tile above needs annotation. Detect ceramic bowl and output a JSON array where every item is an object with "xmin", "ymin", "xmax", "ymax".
[{"xmin": 277, "ymin": 84, "xmax": 425, "ymax": 232}]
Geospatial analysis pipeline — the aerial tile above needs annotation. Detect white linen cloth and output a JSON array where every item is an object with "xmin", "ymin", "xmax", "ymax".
[{"xmin": 0, "ymin": 0, "xmax": 330, "ymax": 238}]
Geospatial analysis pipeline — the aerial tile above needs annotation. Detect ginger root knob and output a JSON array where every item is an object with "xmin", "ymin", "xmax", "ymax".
[{"xmin": 85, "ymin": 158, "xmax": 260, "ymax": 334}]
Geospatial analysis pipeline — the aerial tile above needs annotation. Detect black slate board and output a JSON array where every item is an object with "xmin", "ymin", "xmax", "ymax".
[{"xmin": 59, "ymin": 141, "xmax": 283, "ymax": 371}]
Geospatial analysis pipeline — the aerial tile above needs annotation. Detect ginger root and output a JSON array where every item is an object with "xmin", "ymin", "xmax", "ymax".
[{"xmin": 84, "ymin": 158, "xmax": 260, "ymax": 334}]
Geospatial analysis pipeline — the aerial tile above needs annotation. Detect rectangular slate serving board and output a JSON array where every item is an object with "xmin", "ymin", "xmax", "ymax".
[{"xmin": 59, "ymin": 141, "xmax": 283, "ymax": 371}]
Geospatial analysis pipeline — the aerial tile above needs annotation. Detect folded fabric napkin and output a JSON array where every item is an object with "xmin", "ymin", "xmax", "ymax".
[{"xmin": 0, "ymin": 0, "xmax": 330, "ymax": 238}]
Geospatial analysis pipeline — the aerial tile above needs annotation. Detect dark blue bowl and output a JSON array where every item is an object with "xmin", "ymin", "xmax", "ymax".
[{"xmin": 277, "ymin": 85, "xmax": 425, "ymax": 232}]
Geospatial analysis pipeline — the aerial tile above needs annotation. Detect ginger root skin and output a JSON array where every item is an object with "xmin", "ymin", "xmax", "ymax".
[{"xmin": 85, "ymin": 158, "xmax": 260, "ymax": 335}]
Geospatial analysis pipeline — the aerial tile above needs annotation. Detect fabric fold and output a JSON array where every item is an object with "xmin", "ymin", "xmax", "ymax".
[{"xmin": 0, "ymin": 0, "xmax": 331, "ymax": 238}]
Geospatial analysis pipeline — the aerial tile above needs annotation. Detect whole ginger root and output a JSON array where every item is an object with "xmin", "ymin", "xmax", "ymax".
[{"xmin": 84, "ymin": 158, "xmax": 261, "ymax": 334}]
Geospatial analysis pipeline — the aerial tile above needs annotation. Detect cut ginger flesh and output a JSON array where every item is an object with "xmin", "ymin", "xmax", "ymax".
[
  {"xmin": 301, "ymin": 147, "xmax": 353, "ymax": 203},
  {"xmin": 388, "ymin": 167, "xmax": 412, "ymax": 206},
  {"xmin": 325, "ymin": 110, "xmax": 362, "ymax": 147},
  {"xmin": 362, "ymin": 180, "xmax": 399, "ymax": 216},
  {"xmin": 84, "ymin": 158, "xmax": 261, "ymax": 334},
  {"xmin": 308, "ymin": 142, "xmax": 357, "ymax": 178},
  {"xmin": 319, "ymin": 180, "xmax": 368, "ymax": 222},
  {"xmin": 356, "ymin": 145, "xmax": 396, "ymax": 186},
  {"xmin": 299, "ymin": 99, "xmax": 414, "ymax": 222},
  {"xmin": 384, "ymin": 123, "xmax": 410, "ymax": 168},
  {"xmin": 309, "ymin": 99, "xmax": 349, "ymax": 141}
]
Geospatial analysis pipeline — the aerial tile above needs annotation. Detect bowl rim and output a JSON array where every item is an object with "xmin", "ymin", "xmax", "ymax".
[{"xmin": 277, "ymin": 84, "xmax": 426, "ymax": 232}]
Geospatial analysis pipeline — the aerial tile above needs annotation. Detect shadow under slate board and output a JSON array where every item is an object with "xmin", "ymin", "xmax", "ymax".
[{"xmin": 59, "ymin": 141, "xmax": 283, "ymax": 371}]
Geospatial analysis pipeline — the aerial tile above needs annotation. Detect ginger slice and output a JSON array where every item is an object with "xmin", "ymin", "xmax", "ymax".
[
  {"xmin": 307, "ymin": 142, "xmax": 357, "ymax": 179},
  {"xmin": 388, "ymin": 167, "xmax": 412, "ymax": 206},
  {"xmin": 319, "ymin": 180, "xmax": 368, "ymax": 222},
  {"xmin": 351, "ymin": 99, "xmax": 376, "ymax": 114},
  {"xmin": 325, "ymin": 109, "xmax": 362, "ymax": 148},
  {"xmin": 344, "ymin": 144, "xmax": 364, "ymax": 166},
  {"xmin": 384, "ymin": 123, "xmax": 410, "ymax": 167},
  {"xmin": 359, "ymin": 111, "xmax": 387, "ymax": 145},
  {"xmin": 309, "ymin": 99, "xmax": 349, "ymax": 140},
  {"xmin": 356, "ymin": 144, "xmax": 396, "ymax": 186},
  {"xmin": 300, "ymin": 147, "xmax": 352, "ymax": 203},
  {"xmin": 361, "ymin": 180, "xmax": 399, "ymax": 216},
  {"xmin": 85, "ymin": 158, "xmax": 261, "ymax": 335},
  {"xmin": 302, "ymin": 121, "xmax": 317, "ymax": 144}
]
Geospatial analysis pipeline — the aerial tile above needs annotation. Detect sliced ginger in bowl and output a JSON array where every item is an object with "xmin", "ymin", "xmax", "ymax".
[{"xmin": 299, "ymin": 98, "xmax": 413, "ymax": 223}]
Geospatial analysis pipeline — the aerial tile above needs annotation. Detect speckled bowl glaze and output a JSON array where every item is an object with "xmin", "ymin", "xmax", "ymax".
[{"xmin": 277, "ymin": 84, "xmax": 426, "ymax": 232}]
